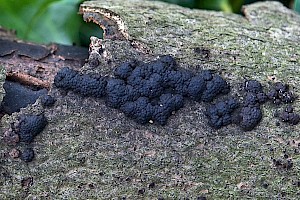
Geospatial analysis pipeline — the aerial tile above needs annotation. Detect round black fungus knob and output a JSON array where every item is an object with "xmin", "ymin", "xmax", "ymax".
[
  {"xmin": 244, "ymin": 80, "xmax": 263, "ymax": 93},
  {"xmin": 16, "ymin": 114, "xmax": 48, "ymax": 143},
  {"xmin": 40, "ymin": 95, "xmax": 56, "ymax": 107},
  {"xmin": 205, "ymin": 97, "xmax": 239, "ymax": 129},
  {"xmin": 20, "ymin": 148, "xmax": 34, "ymax": 162}
]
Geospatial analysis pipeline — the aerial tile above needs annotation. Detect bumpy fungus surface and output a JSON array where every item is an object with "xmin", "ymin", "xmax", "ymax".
[
  {"xmin": 54, "ymin": 67, "xmax": 107, "ymax": 98},
  {"xmin": 273, "ymin": 157, "xmax": 293, "ymax": 170},
  {"xmin": 54, "ymin": 55, "xmax": 230, "ymax": 125},
  {"xmin": 14, "ymin": 114, "xmax": 48, "ymax": 143},
  {"xmin": 6, "ymin": 114, "xmax": 48, "ymax": 162},
  {"xmin": 205, "ymin": 97, "xmax": 239, "ymax": 129},
  {"xmin": 53, "ymin": 57, "xmax": 299, "ymax": 131},
  {"xmin": 267, "ymin": 82, "xmax": 296, "ymax": 105},
  {"xmin": 205, "ymin": 80, "xmax": 268, "ymax": 130},
  {"xmin": 238, "ymin": 106, "xmax": 263, "ymax": 131},
  {"xmin": 20, "ymin": 148, "xmax": 35, "ymax": 162},
  {"xmin": 277, "ymin": 106, "xmax": 300, "ymax": 125},
  {"xmin": 238, "ymin": 80, "xmax": 267, "ymax": 131}
]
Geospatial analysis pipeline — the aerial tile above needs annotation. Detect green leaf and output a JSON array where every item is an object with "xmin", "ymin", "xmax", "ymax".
[
  {"xmin": 0, "ymin": 0, "xmax": 59, "ymax": 42},
  {"xmin": 0, "ymin": 0, "xmax": 87, "ymax": 45},
  {"xmin": 27, "ymin": 0, "xmax": 84, "ymax": 45}
]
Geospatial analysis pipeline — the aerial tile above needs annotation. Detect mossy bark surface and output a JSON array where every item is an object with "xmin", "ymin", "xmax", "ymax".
[{"xmin": 1, "ymin": 1, "xmax": 300, "ymax": 199}]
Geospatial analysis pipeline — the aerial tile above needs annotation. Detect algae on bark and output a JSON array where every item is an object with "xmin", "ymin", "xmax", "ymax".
[{"xmin": 1, "ymin": 1, "xmax": 300, "ymax": 199}]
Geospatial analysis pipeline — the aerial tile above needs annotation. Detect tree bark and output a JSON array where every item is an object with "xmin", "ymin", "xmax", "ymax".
[{"xmin": 1, "ymin": 1, "xmax": 300, "ymax": 199}]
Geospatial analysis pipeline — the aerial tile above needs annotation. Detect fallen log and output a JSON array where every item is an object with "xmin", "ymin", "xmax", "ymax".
[{"xmin": 0, "ymin": 1, "xmax": 300, "ymax": 199}]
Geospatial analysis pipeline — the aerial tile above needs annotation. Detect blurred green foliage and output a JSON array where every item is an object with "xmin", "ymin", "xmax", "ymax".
[
  {"xmin": 161, "ymin": 0, "xmax": 294, "ymax": 13},
  {"xmin": 161, "ymin": 0, "xmax": 243, "ymax": 13},
  {"xmin": 0, "ymin": 0, "xmax": 102, "ymax": 46},
  {"xmin": 295, "ymin": 0, "xmax": 300, "ymax": 12},
  {"xmin": 0, "ymin": 0, "xmax": 297, "ymax": 46}
]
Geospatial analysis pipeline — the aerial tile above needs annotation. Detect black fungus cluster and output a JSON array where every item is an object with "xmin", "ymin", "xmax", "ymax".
[
  {"xmin": 205, "ymin": 80, "xmax": 268, "ymax": 130},
  {"xmin": 205, "ymin": 97, "xmax": 239, "ymax": 129},
  {"xmin": 54, "ymin": 55, "xmax": 230, "ymax": 125},
  {"xmin": 238, "ymin": 80, "xmax": 268, "ymax": 131},
  {"xmin": 53, "ymin": 56, "xmax": 299, "ymax": 130},
  {"xmin": 266, "ymin": 82, "xmax": 299, "ymax": 125},
  {"xmin": 276, "ymin": 106, "xmax": 300, "ymax": 125},
  {"xmin": 273, "ymin": 158, "xmax": 293, "ymax": 170},
  {"xmin": 14, "ymin": 114, "xmax": 48, "ymax": 143},
  {"xmin": 267, "ymin": 82, "xmax": 296, "ymax": 104},
  {"xmin": 6, "ymin": 114, "xmax": 48, "ymax": 162},
  {"xmin": 54, "ymin": 67, "xmax": 107, "ymax": 98}
]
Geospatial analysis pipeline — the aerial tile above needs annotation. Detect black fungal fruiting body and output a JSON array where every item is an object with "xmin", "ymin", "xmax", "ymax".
[
  {"xmin": 121, "ymin": 94, "xmax": 184, "ymax": 125},
  {"xmin": 53, "ymin": 56, "xmax": 298, "ymax": 130},
  {"xmin": 273, "ymin": 158, "xmax": 293, "ymax": 170},
  {"xmin": 238, "ymin": 106, "xmax": 263, "ymax": 131},
  {"xmin": 105, "ymin": 79, "xmax": 139, "ymax": 108},
  {"xmin": 6, "ymin": 114, "xmax": 48, "ymax": 162},
  {"xmin": 244, "ymin": 80, "xmax": 268, "ymax": 104},
  {"xmin": 20, "ymin": 148, "xmax": 35, "ymax": 162},
  {"xmin": 201, "ymin": 74, "xmax": 230, "ymax": 102},
  {"xmin": 237, "ymin": 80, "xmax": 267, "ymax": 131},
  {"xmin": 205, "ymin": 79, "xmax": 299, "ymax": 130},
  {"xmin": 54, "ymin": 67, "xmax": 107, "ymax": 98},
  {"xmin": 205, "ymin": 97, "xmax": 239, "ymax": 129},
  {"xmin": 15, "ymin": 114, "xmax": 48, "ymax": 143},
  {"xmin": 267, "ymin": 82, "xmax": 296, "ymax": 104},
  {"xmin": 277, "ymin": 106, "xmax": 300, "ymax": 125},
  {"xmin": 265, "ymin": 82, "xmax": 299, "ymax": 125},
  {"xmin": 40, "ymin": 95, "xmax": 56, "ymax": 107},
  {"xmin": 54, "ymin": 55, "xmax": 230, "ymax": 125}
]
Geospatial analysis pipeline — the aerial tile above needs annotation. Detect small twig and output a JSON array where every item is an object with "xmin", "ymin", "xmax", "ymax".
[{"xmin": 7, "ymin": 72, "xmax": 50, "ymax": 89}]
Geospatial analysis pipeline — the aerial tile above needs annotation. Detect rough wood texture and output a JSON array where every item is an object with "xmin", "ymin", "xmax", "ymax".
[
  {"xmin": 0, "ymin": 40, "xmax": 88, "ymax": 89},
  {"xmin": 1, "ymin": 1, "xmax": 300, "ymax": 199}
]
